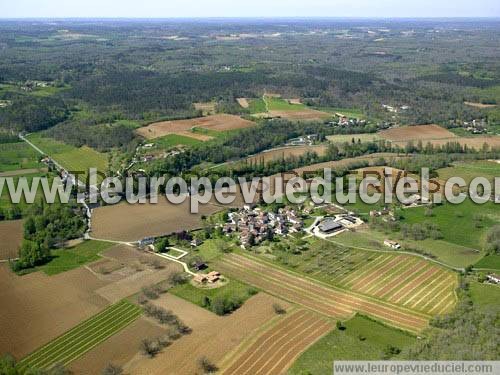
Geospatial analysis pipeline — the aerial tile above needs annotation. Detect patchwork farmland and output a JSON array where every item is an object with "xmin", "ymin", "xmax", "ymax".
[
  {"xmin": 19, "ymin": 300, "xmax": 142, "ymax": 370},
  {"xmin": 221, "ymin": 309, "xmax": 332, "ymax": 375},
  {"xmin": 217, "ymin": 253, "xmax": 430, "ymax": 332},
  {"xmin": 379, "ymin": 124, "xmax": 457, "ymax": 142}
]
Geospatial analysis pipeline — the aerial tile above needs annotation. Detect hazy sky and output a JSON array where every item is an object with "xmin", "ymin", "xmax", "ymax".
[{"xmin": 1, "ymin": 0, "xmax": 499, "ymax": 18}]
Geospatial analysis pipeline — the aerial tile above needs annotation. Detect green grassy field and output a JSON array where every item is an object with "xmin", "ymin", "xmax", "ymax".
[
  {"xmin": 265, "ymin": 96, "xmax": 306, "ymax": 111},
  {"xmin": 170, "ymin": 277, "xmax": 256, "ymax": 313},
  {"xmin": 317, "ymin": 106, "xmax": 366, "ymax": 119},
  {"xmin": 437, "ymin": 160, "xmax": 500, "ymax": 184},
  {"xmin": 26, "ymin": 133, "xmax": 108, "ymax": 179},
  {"xmin": 152, "ymin": 134, "xmax": 203, "ymax": 149},
  {"xmin": 0, "ymin": 142, "xmax": 41, "ymax": 172},
  {"xmin": 327, "ymin": 133, "xmax": 381, "ymax": 144},
  {"xmin": 469, "ymin": 281, "xmax": 500, "ymax": 308},
  {"xmin": 247, "ymin": 98, "xmax": 267, "ymax": 113},
  {"xmin": 19, "ymin": 300, "xmax": 142, "ymax": 370},
  {"xmin": 289, "ymin": 315, "xmax": 416, "ymax": 375},
  {"xmin": 474, "ymin": 254, "xmax": 500, "ymax": 270},
  {"xmin": 40, "ymin": 240, "xmax": 114, "ymax": 276},
  {"xmin": 399, "ymin": 199, "xmax": 500, "ymax": 250}
]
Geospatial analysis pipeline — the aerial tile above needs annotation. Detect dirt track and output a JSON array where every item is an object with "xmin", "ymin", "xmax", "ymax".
[
  {"xmin": 217, "ymin": 254, "xmax": 429, "ymax": 332},
  {"xmin": 221, "ymin": 309, "xmax": 331, "ymax": 375}
]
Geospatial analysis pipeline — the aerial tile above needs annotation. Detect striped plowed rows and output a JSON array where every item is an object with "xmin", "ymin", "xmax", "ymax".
[
  {"xmin": 335, "ymin": 254, "xmax": 457, "ymax": 314},
  {"xmin": 217, "ymin": 254, "xmax": 430, "ymax": 332},
  {"xmin": 221, "ymin": 309, "xmax": 332, "ymax": 375}
]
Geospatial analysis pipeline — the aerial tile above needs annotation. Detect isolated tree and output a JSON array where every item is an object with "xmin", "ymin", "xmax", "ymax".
[
  {"xmin": 197, "ymin": 356, "xmax": 218, "ymax": 374},
  {"xmin": 102, "ymin": 363, "xmax": 123, "ymax": 375}
]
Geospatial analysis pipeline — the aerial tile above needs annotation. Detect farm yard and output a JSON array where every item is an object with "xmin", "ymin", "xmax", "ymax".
[
  {"xmin": 221, "ymin": 309, "xmax": 332, "ymax": 375},
  {"xmin": 0, "ymin": 220, "xmax": 23, "ymax": 260},
  {"xmin": 216, "ymin": 253, "xmax": 430, "ymax": 332},
  {"xmin": 90, "ymin": 199, "xmax": 223, "ymax": 242},
  {"xmin": 19, "ymin": 300, "xmax": 142, "ymax": 371},
  {"xmin": 136, "ymin": 114, "xmax": 256, "ymax": 140}
]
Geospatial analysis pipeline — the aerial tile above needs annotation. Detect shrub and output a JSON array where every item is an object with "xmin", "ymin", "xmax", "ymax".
[
  {"xmin": 272, "ymin": 303, "xmax": 287, "ymax": 315},
  {"xmin": 198, "ymin": 356, "xmax": 218, "ymax": 374},
  {"xmin": 140, "ymin": 338, "xmax": 160, "ymax": 358},
  {"xmin": 102, "ymin": 363, "xmax": 124, "ymax": 375}
]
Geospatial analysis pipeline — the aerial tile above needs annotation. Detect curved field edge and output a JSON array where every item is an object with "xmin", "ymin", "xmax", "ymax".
[{"xmin": 19, "ymin": 300, "xmax": 142, "ymax": 370}]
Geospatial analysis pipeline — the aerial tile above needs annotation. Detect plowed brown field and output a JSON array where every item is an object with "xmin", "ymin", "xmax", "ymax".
[
  {"xmin": 136, "ymin": 114, "xmax": 255, "ymax": 140},
  {"xmin": 380, "ymin": 124, "xmax": 456, "ymax": 142},
  {"xmin": 221, "ymin": 309, "xmax": 332, "ymax": 375},
  {"xmin": 0, "ymin": 220, "xmax": 23, "ymax": 260}
]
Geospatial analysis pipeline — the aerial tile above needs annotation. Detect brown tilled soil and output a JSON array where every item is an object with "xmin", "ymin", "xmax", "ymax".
[
  {"xmin": 91, "ymin": 198, "xmax": 223, "ymax": 242},
  {"xmin": 246, "ymin": 145, "xmax": 327, "ymax": 164},
  {"xmin": 268, "ymin": 109, "xmax": 331, "ymax": 121},
  {"xmin": 380, "ymin": 124, "xmax": 456, "ymax": 142},
  {"xmin": 123, "ymin": 293, "xmax": 287, "ymax": 375},
  {"xmin": 136, "ymin": 114, "xmax": 255, "ymax": 140},
  {"xmin": 221, "ymin": 309, "xmax": 332, "ymax": 375},
  {"xmin": 0, "ymin": 220, "xmax": 23, "ymax": 260},
  {"xmin": 217, "ymin": 254, "xmax": 429, "ymax": 332},
  {"xmin": 0, "ymin": 264, "xmax": 110, "ymax": 359}
]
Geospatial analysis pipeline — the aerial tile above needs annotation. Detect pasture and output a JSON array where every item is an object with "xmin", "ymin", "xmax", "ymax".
[
  {"xmin": 149, "ymin": 134, "xmax": 203, "ymax": 150},
  {"xmin": 289, "ymin": 315, "xmax": 416, "ymax": 374},
  {"xmin": 19, "ymin": 300, "xmax": 142, "ymax": 370},
  {"xmin": 0, "ymin": 220, "xmax": 23, "ymax": 260},
  {"xmin": 437, "ymin": 160, "xmax": 500, "ymax": 184},
  {"xmin": 217, "ymin": 253, "xmax": 430, "ymax": 332},
  {"xmin": 39, "ymin": 240, "xmax": 114, "ymax": 276},
  {"xmin": 0, "ymin": 142, "xmax": 41, "ymax": 172},
  {"xmin": 474, "ymin": 254, "xmax": 500, "ymax": 270},
  {"xmin": 136, "ymin": 114, "xmax": 255, "ymax": 140},
  {"xmin": 221, "ymin": 309, "xmax": 332, "ymax": 375},
  {"xmin": 26, "ymin": 134, "xmax": 108, "ymax": 179},
  {"xmin": 399, "ymin": 199, "xmax": 500, "ymax": 250}
]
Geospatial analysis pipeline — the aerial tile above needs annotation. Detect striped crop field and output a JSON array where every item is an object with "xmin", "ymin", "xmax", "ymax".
[
  {"xmin": 19, "ymin": 300, "xmax": 142, "ymax": 371},
  {"xmin": 217, "ymin": 253, "xmax": 431, "ymax": 333},
  {"xmin": 282, "ymin": 241, "xmax": 458, "ymax": 316},
  {"xmin": 332, "ymin": 254, "xmax": 458, "ymax": 315}
]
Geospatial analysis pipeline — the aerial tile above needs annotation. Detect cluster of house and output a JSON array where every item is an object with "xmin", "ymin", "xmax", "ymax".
[
  {"xmin": 462, "ymin": 119, "xmax": 487, "ymax": 134},
  {"xmin": 193, "ymin": 271, "xmax": 221, "ymax": 285},
  {"xmin": 329, "ymin": 115, "xmax": 367, "ymax": 127},
  {"xmin": 223, "ymin": 205, "xmax": 304, "ymax": 248},
  {"xmin": 286, "ymin": 134, "xmax": 319, "ymax": 146},
  {"xmin": 382, "ymin": 104, "xmax": 410, "ymax": 113},
  {"xmin": 21, "ymin": 80, "xmax": 51, "ymax": 91},
  {"xmin": 370, "ymin": 207, "xmax": 395, "ymax": 220}
]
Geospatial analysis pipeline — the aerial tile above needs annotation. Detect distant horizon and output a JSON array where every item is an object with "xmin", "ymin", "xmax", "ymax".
[{"xmin": 1, "ymin": 0, "xmax": 499, "ymax": 19}]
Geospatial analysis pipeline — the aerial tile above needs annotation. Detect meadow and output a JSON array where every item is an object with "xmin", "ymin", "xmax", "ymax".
[
  {"xmin": 474, "ymin": 254, "xmax": 500, "ymax": 270},
  {"xmin": 436, "ymin": 160, "xmax": 500, "ymax": 184},
  {"xmin": 289, "ymin": 315, "xmax": 416, "ymax": 375},
  {"xmin": 0, "ymin": 142, "xmax": 41, "ymax": 172},
  {"xmin": 26, "ymin": 133, "xmax": 108, "ymax": 179},
  {"xmin": 40, "ymin": 240, "xmax": 114, "ymax": 276},
  {"xmin": 327, "ymin": 133, "xmax": 381, "ymax": 144}
]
